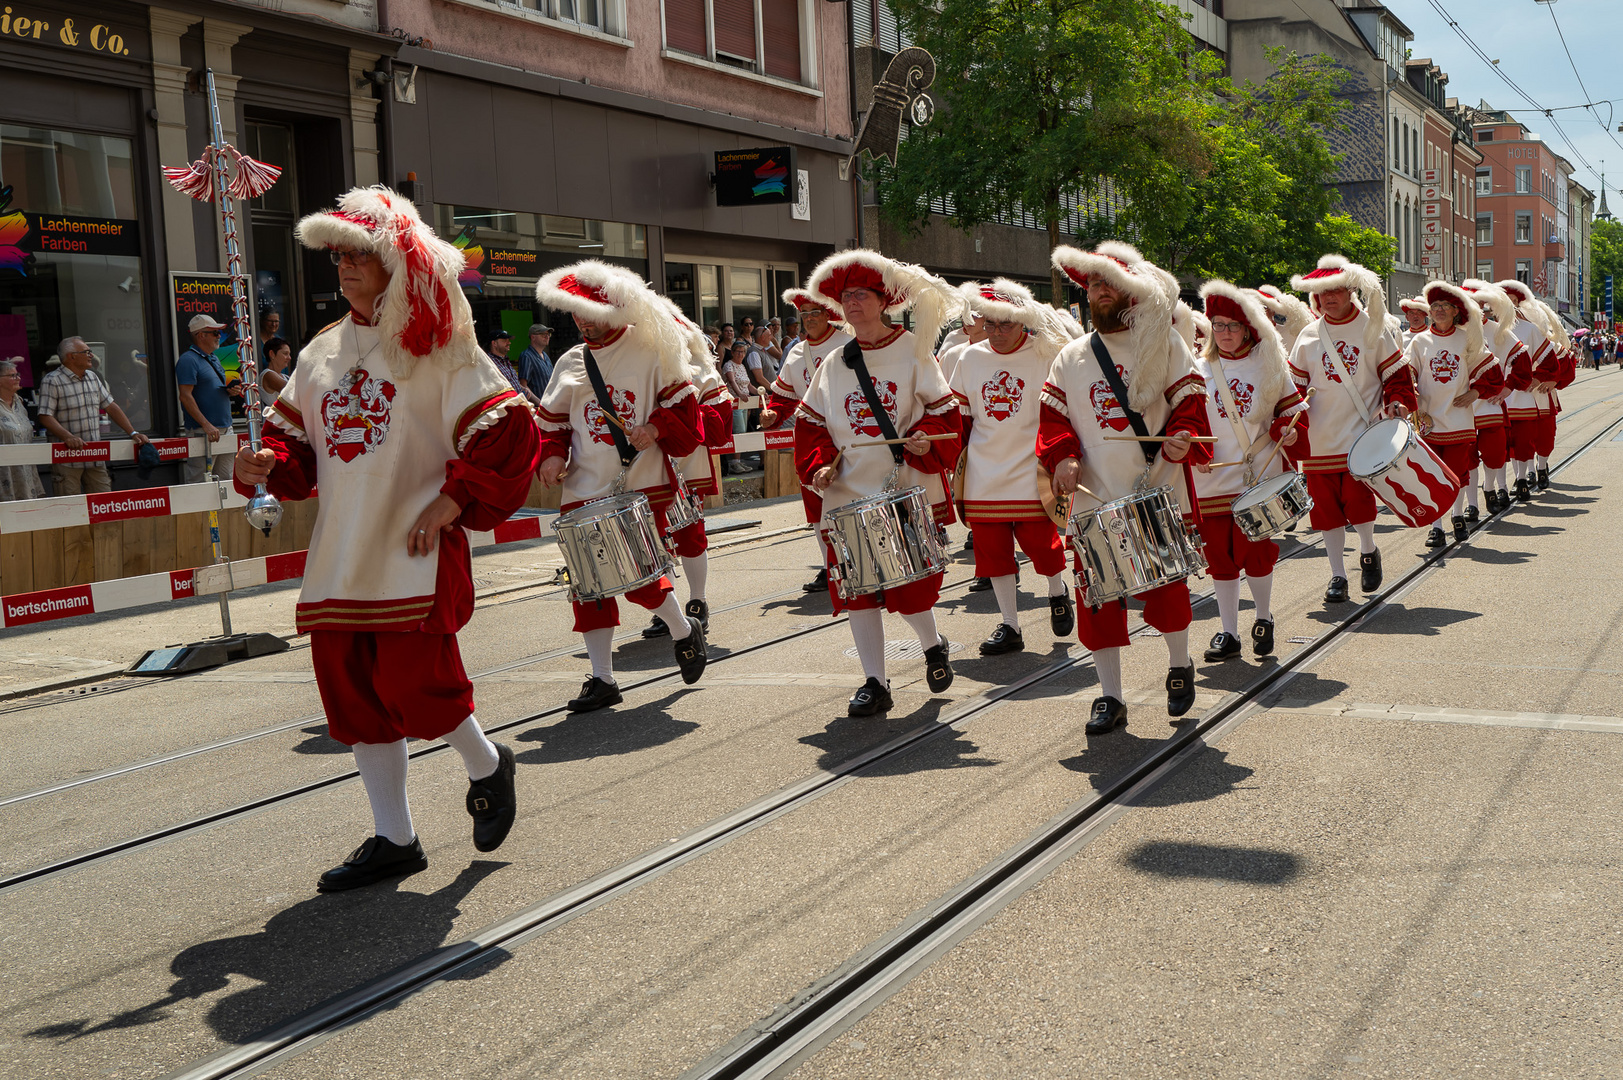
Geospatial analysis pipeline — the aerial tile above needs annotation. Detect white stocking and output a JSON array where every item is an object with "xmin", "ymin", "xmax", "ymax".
[
  {"xmin": 1353, "ymin": 521, "xmax": 1377, "ymax": 553},
  {"xmin": 1214, "ymin": 578, "xmax": 1241, "ymax": 637},
  {"xmin": 441, "ymin": 715, "xmax": 499, "ymax": 780},
  {"xmin": 1093, "ymin": 646, "xmax": 1123, "ymax": 702},
  {"xmin": 1451, "ymin": 486, "xmax": 1466, "ymax": 515},
  {"xmin": 654, "ymin": 592, "xmax": 693, "ymax": 640},
  {"xmin": 1249, "ymin": 572, "xmax": 1273, "ymax": 623},
  {"xmin": 1164, "ymin": 628, "xmax": 1191, "ymax": 669},
  {"xmin": 681, "ymin": 553, "xmax": 708, "ymax": 602},
  {"xmin": 1536, "ymin": 454, "xmax": 1550, "ymax": 473},
  {"xmin": 848, "ymin": 607, "xmax": 887, "ymax": 684},
  {"xmin": 1513, "ymin": 458, "xmax": 1528, "ymax": 482},
  {"xmin": 1046, "ymin": 573, "xmax": 1067, "ymax": 597},
  {"xmin": 352, "ymin": 739, "xmax": 415, "ymax": 846},
  {"xmin": 1323, "ymin": 526, "xmax": 1347, "ymax": 579},
  {"xmin": 1490, "ymin": 466, "xmax": 1506, "ymax": 491},
  {"xmin": 990, "ymin": 574, "xmax": 1020, "ymax": 629},
  {"xmin": 1467, "ymin": 469, "xmax": 1480, "ymax": 509},
  {"xmin": 900, "ymin": 609, "xmax": 944, "ymax": 653},
  {"xmin": 584, "ymin": 627, "xmax": 616, "ymax": 685}
]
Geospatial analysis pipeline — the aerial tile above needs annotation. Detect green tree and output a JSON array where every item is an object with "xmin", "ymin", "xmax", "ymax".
[
  {"xmin": 1591, "ymin": 218, "xmax": 1623, "ymax": 318},
  {"xmin": 876, "ymin": 0, "xmax": 1217, "ymax": 300}
]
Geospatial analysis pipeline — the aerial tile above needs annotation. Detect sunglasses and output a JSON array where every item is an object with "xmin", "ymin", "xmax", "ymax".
[{"xmin": 328, "ymin": 249, "xmax": 378, "ymax": 266}]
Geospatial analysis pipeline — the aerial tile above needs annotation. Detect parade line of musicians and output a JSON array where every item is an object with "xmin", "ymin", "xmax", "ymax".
[{"xmin": 232, "ymin": 187, "xmax": 1579, "ymax": 891}]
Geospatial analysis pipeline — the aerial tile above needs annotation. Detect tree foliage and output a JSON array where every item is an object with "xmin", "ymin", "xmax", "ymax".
[{"xmin": 1592, "ymin": 217, "xmax": 1623, "ymax": 317}]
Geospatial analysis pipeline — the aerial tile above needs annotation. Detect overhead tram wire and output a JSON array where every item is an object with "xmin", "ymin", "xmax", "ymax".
[{"xmin": 1541, "ymin": 0, "xmax": 1623, "ymax": 157}]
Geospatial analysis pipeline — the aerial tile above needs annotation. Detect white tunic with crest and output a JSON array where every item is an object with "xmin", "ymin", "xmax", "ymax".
[
  {"xmin": 1191, "ymin": 347, "xmax": 1305, "ymax": 516},
  {"xmin": 1408, "ymin": 326, "xmax": 1494, "ymax": 443},
  {"xmin": 950, "ymin": 334, "xmax": 1050, "ymax": 522},
  {"xmin": 772, "ymin": 327, "xmax": 852, "ymax": 403},
  {"xmin": 1285, "ymin": 308, "xmax": 1404, "ymax": 472}
]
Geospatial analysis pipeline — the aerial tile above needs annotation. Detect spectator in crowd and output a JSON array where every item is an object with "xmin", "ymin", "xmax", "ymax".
[
  {"xmin": 0, "ymin": 358, "xmax": 44, "ymax": 501},
  {"xmin": 258, "ymin": 310, "xmax": 281, "ymax": 348},
  {"xmin": 259, "ymin": 336, "xmax": 292, "ymax": 411},
  {"xmin": 746, "ymin": 326, "xmax": 778, "ymax": 394},
  {"xmin": 739, "ymin": 315, "xmax": 756, "ymax": 345},
  {"xmin": 704, "ymin": 325, "xmax": 722, "ymax": 355},
  {"xmin": 782, "ymin": 314, "xmax": 800, "ymax": 346},
  {"xmin": 487, "ymin": 329, "xmax": 540, "ymax": 406},
  {"xmin": 39, "ymin": 336, "xmax": 150, "ymax": 494},
  {"xmin": 518, "ymin": 323, "xmax": 554, "ymax": 400},
  {"xmin": 176, "ymin": 314, "xmax": 237, "ymax": 483},
  {"xmin": 718, "ymin": 323, "xmax": 736, "ymax": 355},
  {"xmin": 721, "ymin": 339, "xmax": 755, "ymax": 474}
]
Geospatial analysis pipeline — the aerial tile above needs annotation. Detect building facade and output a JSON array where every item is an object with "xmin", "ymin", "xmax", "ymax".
[
  {"xmin": 1464, "ymin": 107, "xmax": 1575, "ymax": 316},
  {"xmin": 1570, "ymin": 180, "xmax": 1594, "ymax": 326},
  {"xmin": 1404, "ymin": 59, "xmax": 1481, "ymax": 292}
]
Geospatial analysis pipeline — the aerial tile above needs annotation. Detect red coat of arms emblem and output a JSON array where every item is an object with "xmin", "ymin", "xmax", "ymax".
[
  {"xmin": 1089, "ymin": 365, "xmax": 1131, "ymax": 432},
  {"xmin": 1429, "ymin": 349, "xmax": 1459, "ymax": 383},
  {"xmin": 584, "ymin": 386, "xmax": 638, "ymax": 445},
  {"xmin": 1213, "ymin": 378, "xmax": 1256, "ymax": 419},
  {"xmin": 1322, "ymin": 341, "xmax": 1360, "ymax": 383},
  {"xmin": 321, "ymin": 368, "xmax": 396, "ymax": 462},
  {"xmin": 980, "ymin": 371, "xmax": 1025, "ymax": 421},
  {"xmin": 844, "ymin": 380, "xmax": 899, "ymax": 437}
]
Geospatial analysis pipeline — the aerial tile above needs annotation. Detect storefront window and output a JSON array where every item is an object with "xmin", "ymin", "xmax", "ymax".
[
  {"xmin": 433, "ymin": 205, "xmax": 646, "ymax": 356},
  {"xmin": 0, "ymin": 126, "xmax": 151, "ymax": 428}
]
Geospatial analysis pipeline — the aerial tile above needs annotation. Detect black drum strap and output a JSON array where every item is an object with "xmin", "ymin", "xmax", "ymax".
[
  {"xmin": 583, "ymin": 346, "xmax": 636, "ymax": 467},
  {"xmin": 842, "ymin": 339, "xmax": 906, "ymax": 465},
  {"xmin": 1091, "ymin": 333, "xmax": 1159, "ymax": 465}
]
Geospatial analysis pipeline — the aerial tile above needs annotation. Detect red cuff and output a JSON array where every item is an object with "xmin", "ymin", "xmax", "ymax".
[{"xmin": 1037, "ymin": 404, "xmax": 1083, "ymax": 474}]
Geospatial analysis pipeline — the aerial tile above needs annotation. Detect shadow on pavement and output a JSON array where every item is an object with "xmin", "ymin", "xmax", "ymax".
[
  {"xmin": 1452, "ymin": 547, "xmax": 1536, "ymax": 566},
  {"xmin": 1060, "ymin": 732, "xmax": 1255, "ymax": 807},
  {"xmin": 1124, "ymin": 840, "xmax": 1302, "ymax": 885},
  {"xmin": 758, "ymin": 592, "xmax": 831, "ymax": 617},
  {"xmin": 291, "ymin": 724, "xmax": 350, "ymax": 755},
  {"xmin": 27, "ymin": 860, "xmax": 506, "ymax": 1046},
  {"xmin": 514, "ymin": 689, "xmax": 699, "ymax": 763},
  {"xmin": 801, "ymin": 698, "xmax": 1000, "ymax": 774},
  {"xmin": 1354, "ymin": 604, "xmax": 1481, "ymax": 635}
]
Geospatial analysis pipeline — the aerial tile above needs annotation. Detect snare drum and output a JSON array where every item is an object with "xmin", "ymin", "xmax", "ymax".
[
  {"xmin": 825, "ymin": 486, "xmax": 949, "ymax": 599},
  {"xmin": 1347, "ymin": 418, "xmax": 1460, "ymax": 528},
  {"xmin": 1067, "ymin": 486, "xmax": 1207, "ymax": 607},
  {"xmin": 553, "ymin": 493, "xmax": 675, "ymax": 602},
  {"xmin": 1230, "ymin": 471, "xmax": 1313, "ymax": 540},
  {"xmin": 662, "ymin": 469, "xmax": 705, "ymax": 539}
]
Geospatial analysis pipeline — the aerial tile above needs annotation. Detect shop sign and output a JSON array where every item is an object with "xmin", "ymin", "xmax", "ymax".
[
  {"xmin": 485, "ymin": 247, "xmax": 541, "ymax": 281},
  {"xmin": 170, "ymin": 272, "xmax": 249, "ymax": 378},
  {"xmin": 714, "ymin": 147, "xmax": 797, "ymax": 207},
  {"xmin": 1422, "ymin": 202, "xmax": 1441, "ymax": 219},
  {"xmin": 0, "ymin": 186, "xmax": 141, "ymax": 274},
  {"xmin": 0, "ymin": 5, "xmax": 146, "ymax": 60}
]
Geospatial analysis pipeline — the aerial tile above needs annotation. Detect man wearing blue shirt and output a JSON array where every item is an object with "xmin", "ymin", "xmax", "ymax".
[
  {"xmin": 176, "ymin": 314, "xmax": 237, "ymax": 483},
  {"xmin": 518, "ymin": 323, "xmax": 553, "ymax": 400}
]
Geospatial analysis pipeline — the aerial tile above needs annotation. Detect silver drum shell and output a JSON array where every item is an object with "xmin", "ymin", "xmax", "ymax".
[
  {"xmin": 824, "ymin": 486, "xmax": 948, "ymax": 599},
  {"xmin": 1066, "ymin": 485, "xmax": 1207, "ymax": 607},
  {"xmin": 1230, "ymin": 471, "xmax": 1314, "ymax": 540},
  {"xmin": 553, "ymin": 492, "xmax": 676, "ymax": 602}
]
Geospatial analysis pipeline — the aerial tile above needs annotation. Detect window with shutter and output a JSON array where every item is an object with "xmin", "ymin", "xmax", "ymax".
[
  {"xmin": 664, "ymin": 0, "xmax": 707, "ymax": 55},
  {"xmin": 762, "ymin": 0, "xmax": 801, "ymax": 82},
  {"xmin": 713, "ymin": 0, "xmax": 758, "ymax": 66},
  {"xmin": 877, "ymin": 0, "xmax": 900, "ymax": 52},
  {"xmin": 852, "ymin": 0, "xmax": 873, "ymax": 46}
]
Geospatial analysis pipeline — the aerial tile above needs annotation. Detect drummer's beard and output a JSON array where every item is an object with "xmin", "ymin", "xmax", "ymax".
[{"xmin": 1090, "ymin": 294, "xmax": 1130, "ymax": 334}]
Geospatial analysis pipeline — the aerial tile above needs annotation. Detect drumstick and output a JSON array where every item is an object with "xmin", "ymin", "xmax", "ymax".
[
  {"xmin": 1250, "ymin": 387, "xmax": 1317, "ymax": 477},
  {"xmin": 847, "ymin": 433, "xmax": 959, "ymax": 448},
  {"xmin": 1100, "ymin": 434, "xmax": 1217, "ymax": 443}
]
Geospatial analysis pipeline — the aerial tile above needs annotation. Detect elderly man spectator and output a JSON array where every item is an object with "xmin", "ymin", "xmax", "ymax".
[
  {"xmin": 38, "ymin": 337, "xmax": 150, "ymax": 494},
  {"xmin": 517, "ymin": 323, "xmax": 554, "ymax": 400},
  {"xmin": 745, "ymin": 326, "xmax": 778, "ymax": 394},
  {"xmin": 720, "ymin": 339, "xmax": 756, "ymax": 474},
  {"xmin": 0, "ymin": 358, "xmax": 44, "ymax": 501},
  {"xmin": 176, "ymin": 314, "xmax": 237, "ymax": 483}
]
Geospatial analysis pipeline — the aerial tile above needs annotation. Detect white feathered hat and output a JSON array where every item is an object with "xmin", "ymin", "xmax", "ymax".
[
  {"xmin": 536, "ymin": 260, "xmax": 694, "ymax": 384},
  {"xmin": 1051, "ymin": 241, "xmax": 1180, "ymax": 414},
  {"xmin": 806, "ymin": 249, "xmax": 965, "ymax": 364},
  {"xmin": 1199, "ymin": 279, "xmax": 1291, "ymax": 411},
  {"xmin": 1422, "ymin": 280, "xmax": 1485, "ymax": 368},
  {"xmin": 653, "ymin": 294, "xmax": 717, "ymax": 378},
  {"xmin": 1462, "ymin": 280, "xmax": 1518, "ymax": 358},
  {"xmin": 1252, "ymin": 284, "xmax": 1314, "ymax": 352},
  {"xmin": 781, "ymin": 285, "xmax": 840, "ymax": 319},
  {"xmin": 959, "ymin": 278, "xmax": 1072, "ymax": 363},
  {"xmin": 295, "ymin": 185, "xmax": 475, "ymax": 378},
  {"xmin": 1290, "ymin": 254, "xmax": 1390, "ymax": 364},
  {"xmin": 1399, "ymin": 296, "xmax": 1430, "ymax": 317}
]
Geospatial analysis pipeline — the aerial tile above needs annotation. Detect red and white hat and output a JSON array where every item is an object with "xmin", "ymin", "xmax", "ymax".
[
  {"xmin": 536, "ymin": 260, "xmax": 696, "ymax": 382},
  {"xmin": 1199, "ymin": 279, "xmax": 1291, "ymax": 408},
  {"xmin": 1289, "ymin": 254, "xmax": 1390, "ymax": 366},
  {"xmin": 1462, "ymin": 279, "xmax": 1518, "ymax": 358},
  {"xmin": 806, "ymin": 249, "xmax": 964, "ymax": 363},
  {"xmin": 1495, "ymin": 279, "xmax": 1534, "ymax": 306},
  {"xmin": 295, "ymin": 185, "xmax": 475, "ymax": 377},
  {"xmin": 781, "ymin": 286, "xmax": 839, "ymax": 319},
  {"xmin": 1421, "ymin": 281, "xmax": 1485, "ymax": 366},
  {"xmin": 1251, "ymin": 284, "xmax": 1314, "ymax": 351},
  {"xmin": 1050, "ymin": 241, "xmax": 1179, "ymax": 414},
  {"xmin": 959, "ymin": 278, "xmax": 1074, "ymax": 361},
  {"xmin": 1399, "ymin": 296, "xmax": 1430, "ymax": 317}
]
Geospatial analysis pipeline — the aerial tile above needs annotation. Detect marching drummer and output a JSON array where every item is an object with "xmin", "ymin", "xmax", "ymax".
[
  {"xmin": 534, "ymin": 261, "xmax": 710, "ymax": 712},
  {"xmin": 795, "ymin": 250, "xmax": 963, "ymax": 718},
  {"xmin": 1461, "ymin": 281, "xmax": 1517, "ymax": 518},
  {"xmin": 1494, "ymin": 278, "xmax": 1556, "ymax": 502},
  {"xmin": 949, "ymin": 279, "xmax": 1075, "ymax": 656},
  {"xmin": 763, "ymin": 287, "xmax": 852, "ymax": 593},
  {"xmin": 1039, "ymin": 242, "xmax": 1213, "ymax": 735},
  {"xmin": 1189, "ymin": 280, "xmax": 1308, "ymax": 662},
  {"xmin": 1286, "ymin": 255, "xmax": 1415, "ymax": 604},
  {"xmin": 1407, "ymin": 281, "xmax": 1504, "ymax": 547}
]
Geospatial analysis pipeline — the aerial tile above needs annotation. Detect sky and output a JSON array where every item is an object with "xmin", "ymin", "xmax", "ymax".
[{"xmin": 1384, "ymin": 0, "xmax": 1622, "ymax": 206}]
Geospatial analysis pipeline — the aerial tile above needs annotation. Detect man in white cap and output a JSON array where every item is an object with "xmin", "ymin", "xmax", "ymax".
[
  {"xmin": 534, "ymin": 261, "xmax": 710, "ymax": 710},
  {"xmin": 950, "ymin": 279, "xmax": 1075, "ymax": 654},
  {"xmin": 176, "ymin": 313, "xmax": 238, "ymax": 483},
  {"xmin": 796, "ymin": 250, "xmax": 963, "ymax": 717},
  {"xmin": 1040, "ymin": 242, "xmax": 1213, "ymax": 734},
  {"xmin": 762, "ymin": 286, "xmax": 852, "ymax": 593},
  {"xmin": 1286, "ymin": 255, "xmax": 1415, "ymax": 603},
  {"xmin": 1189, "ymin": 280, "xmax": 1307, "ymax": 662},
  {"xmin": 234, "ymin": 186, "xmax": 538, "ymax": 891}
]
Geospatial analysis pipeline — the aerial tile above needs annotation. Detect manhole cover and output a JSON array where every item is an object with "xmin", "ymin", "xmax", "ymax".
[{"xmin": 844, "ymin": 639, "xmax": 968, "ymax": 660}]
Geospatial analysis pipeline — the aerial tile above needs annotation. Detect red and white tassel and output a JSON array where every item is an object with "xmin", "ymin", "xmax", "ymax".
[
  {"xmin": 227, "ymin": 148, "xmax": 282, "ymax": 200},
  {"xmin": 162, "ymin": 160, "xmax": 216, "ymax": 202}
]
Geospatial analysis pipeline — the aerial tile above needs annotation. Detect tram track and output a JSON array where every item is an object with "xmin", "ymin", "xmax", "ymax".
[{"xmin": 150, "ymin": 388, "xmax": 1623, "ymax": 1080}]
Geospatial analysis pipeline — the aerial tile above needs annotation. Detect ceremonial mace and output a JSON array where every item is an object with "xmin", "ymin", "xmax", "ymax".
[{"xmin": 162, "ymin": 68, "xmax": 284, "ymax": 536}]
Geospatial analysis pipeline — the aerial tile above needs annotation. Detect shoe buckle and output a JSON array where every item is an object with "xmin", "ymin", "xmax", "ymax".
[
  {"xmin": 472, "ymin": 797, "xmax": 489, "ymax": 812},
  {"xmin": 1170, "ymin": 678, "xmax": 1186, "ymax": 690}
]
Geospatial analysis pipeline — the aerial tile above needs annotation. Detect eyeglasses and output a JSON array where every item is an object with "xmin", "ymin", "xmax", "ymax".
[
  {"xmin": 1209, "ymin": 320, "xmax": 1248, "ymax": 334},
  {"xmin": 328, "ymin": 249, "xmax": 379, "ymax": 266},
  {"xmin": 840, "ymin": 288, "xmax": 876, "ymax": 302},
  {"xmin": 984, "ymin": 320, "xmax": 1020, "ymax": 332}
]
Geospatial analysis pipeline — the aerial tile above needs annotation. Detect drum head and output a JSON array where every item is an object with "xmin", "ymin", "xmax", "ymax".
[
  {"xmin": 556, "ymin": 492, "xmax": 647, "ymax": 526},
  {"xmin": 1347, "ymin": 419, "xmax": 1408, "ymax": 478},
  {"xmin": 1232, "ymin": 470, "xmax": 1301, "ymax": 511}
]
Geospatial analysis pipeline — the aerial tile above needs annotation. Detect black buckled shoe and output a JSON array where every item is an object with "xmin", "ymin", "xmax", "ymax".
[
  {"xmin": 1049, "ymin": 593, "xmax": 1075, "ymax": 637},
  {"xmin": 804, "ymin": 568, "xmax": 828, "ymax": 593},
  {"xmin": 567, "ymin": 675, "xmax": 622, "ymax": 713},
  {"xmin": 1166, "ymin": 664, "xmax": 1197, "ymax": 717},
  {"xmin": 685, "ymin": 598, "xmax": 710, "ymax": 632},
  {"xmin": 1451, "ymin": 515, "xmax": 1467, "ymax": 543},
  {"xmin": 924, "ymin": 637, "xmax": 955, "ymax": 693},
  {"xmin": 467, "ymin": 742, "xmax": 517, "ymax": 853},
  {"xmin": 641, "ymin": 616, "xmax": 671, "ymax": 639},
  {"xmin": 1425, "ymin": 526, "xmax": 1446, "ymax": 548},
  {"xmin": 1251, "ymin": 618, "xmax": 1275, "ymax": 657},
  {"xmin": 1324, "ymin": 576, "xmax": 1350, "ymax": 604},
  {"xmin": 1359, "ymin": 549, "xmax": 1382, "ymax": 593},
  {"xmin": 848, "ymin": 677, "xmax": 893, "ymax": 717},
  {"xmin": 317, "ymin": 835, "xmax": 428, "ymax": 893},
  {"xmin": 1085, "ymin": 695, "xmax": 1127, "ymax": 735},
  {"xmin": 1516, "ymin": 478, "xmax": 1532, "ymax": 503},
  {"xmin": 1463, "ymin": 504, "xmax": 1480, "ymax": 524},
  {"xmin": 674, "ymin": 617, "xmax": 707, "ymax": 684},
  {"xmin": 1536, "ymin": 467, "xmax": 1550, "ymax": 491},
  {"xmin": 1203, "ymin": 631, "xmax": 1242, "ymax": 661},
  {"xmin": 979, "ymin": 623, "xmax": 1025, "ymax": 656},
  {"xmin": 967, "ymin": 576, "xmax": 993, "ymax": 592}
]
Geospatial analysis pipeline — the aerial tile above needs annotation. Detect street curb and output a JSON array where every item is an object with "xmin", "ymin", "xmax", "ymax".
[{"xmin": 0, "ymin": 663, "xmax": 131, "ymax": 702}]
